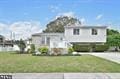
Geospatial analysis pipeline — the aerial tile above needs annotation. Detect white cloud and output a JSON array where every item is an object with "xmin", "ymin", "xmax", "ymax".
[
  {"xmin": 55, "ymin": 12, "xmax": 75, "ymax": 19},
  {"xmin": 0, "ymin": 21, "xmax": 42, "ymax": 40},
  {"xmin": 50, "ymin": 5, "xmax": 60, "ymax": 13},
  {"xmin": 96, "ymin": 14, "xmax": 103, "ymax": 20},
  {"xmin": 0, "ymin": 23, "xmax": 7, "ymax": 31}
]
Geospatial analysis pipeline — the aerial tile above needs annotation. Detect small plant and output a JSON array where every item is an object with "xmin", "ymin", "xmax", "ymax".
[
  {"xmin": 68, "ymin": 47, "xmax": 74, "ymax": 54},
  {"xmin": 38, "ymin": 47, "xmax": 48, "ymax": 54},
  {"xmin": 30, "ymin": 44, "xmax": 35, "ymax": 53}
]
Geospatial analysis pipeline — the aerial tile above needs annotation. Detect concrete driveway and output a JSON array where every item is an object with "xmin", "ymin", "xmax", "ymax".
[{"xmin": 80, "ymin": 52, "xmax": 120, "ymax": 64}]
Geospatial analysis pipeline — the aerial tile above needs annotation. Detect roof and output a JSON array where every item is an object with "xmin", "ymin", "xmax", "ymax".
[
  {"xmin": 65, "ymin": 25, "xmax": 107, "ymax": 28},
  {"xmin": 32, "ymin": 33, "xmax": 64, "ymax": 36}
]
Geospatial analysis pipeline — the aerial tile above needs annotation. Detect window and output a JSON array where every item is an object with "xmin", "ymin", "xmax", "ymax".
[
  {"xmin": 73, "ymin": 29, "xmax": 79, "ymax": 35},
  {"xmin": 92, "ymin": 28, "xmax": 97, "ymax": 35}
]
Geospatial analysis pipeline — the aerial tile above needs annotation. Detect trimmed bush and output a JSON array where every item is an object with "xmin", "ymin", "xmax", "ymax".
[
  {"xmin": 93, "ymin": 44, "xmax": 109, "ymax": 52},
  {"xmin": 38, "ymin": 47, "xmax": 48, "ymax": 54},
  {"xmin": 73, "ymin": 44, "xmax": 91, "ymax": 52},
  {"xmin": 68, "ymin": 47, "xmax": 74, "ymax": 54}
]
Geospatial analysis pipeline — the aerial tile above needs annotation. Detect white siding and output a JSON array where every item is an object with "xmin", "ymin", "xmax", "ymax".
[
  {"xmin": 65, "ymin": 27, "xmax": 106, "ymax": 43},
  {"xmin": 32, "ymin": 36, "xmax": 41, "ymax": 48}
]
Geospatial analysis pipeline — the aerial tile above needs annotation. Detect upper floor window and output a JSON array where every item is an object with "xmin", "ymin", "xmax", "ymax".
[
  {"xmin": 92, "ymin": 28, "xmax": 97, "ymax": 35},
  {"xmin": 73, "ymin": 29, "xmax": 79, "ymax": 35}
]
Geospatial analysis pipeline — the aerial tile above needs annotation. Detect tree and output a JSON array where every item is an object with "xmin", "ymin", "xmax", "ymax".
[
  {"xmin": 18, "ymin": 39, "xmax": 26, "ymax": 53},
  {"xmin": 43, "ymin": 16, "xmax": 81, "ymax": 33},
  {"xmin": 107, "ymin": 29, "xmax": 119, "ymax": 35},
  {"xmin": 107, "ymin": 34, "xmax": 120, "ymax": 51},
  {"xmin": 30, "ymin": 44, "xmax": 35, "ymax": 53}
]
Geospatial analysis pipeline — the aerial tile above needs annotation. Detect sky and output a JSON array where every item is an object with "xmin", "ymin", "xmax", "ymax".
[{"xmin": 0, "ymin": 0, "xmax": 120, "ymax": 39}]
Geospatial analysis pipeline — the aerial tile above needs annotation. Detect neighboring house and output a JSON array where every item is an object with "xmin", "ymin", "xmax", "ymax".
[
  {"xmin": 32, "ymin": 25, "xmax": 107, "ymax": 54},
  {"xmin": 0, "ymin": 35, "xmax": 14, "ymax": 51}
]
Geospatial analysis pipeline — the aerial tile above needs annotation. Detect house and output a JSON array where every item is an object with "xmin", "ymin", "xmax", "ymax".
[
  {"xmin": 32, "ymin": 33, "xmax": 72, "ymax": 54},
  {"xmin": 65, "ymin": 25, "xmax": 107, "ymax": 45},
  {"xmin": 32, "ymin": 25, "xmax": 107, "ymax": 54},
  {"xmin": 32, "ymin": 33, "xmax": 65, "ymax": 48},
  {"xmin": 0, "ymin": 35, "xmax": 14, "ymax": 51}
]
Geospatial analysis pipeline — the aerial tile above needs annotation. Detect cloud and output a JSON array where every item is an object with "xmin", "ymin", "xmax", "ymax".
[
  {"xmin": 96, "ymin": 14, "xmax": 103, "ymax": 20},
  {"xmin": 0, "ymin": 21, "xmax": 42, "ymax": 40},
  {"xmin": 0, "ymin": 23, "xmax": 7, "ymax": 31},
  {"xmin": 50, "ymin": 5, "xmax": 60, "ymax": 13},
  {"xmin": 55, "ymin": 12, "xmax": 75, "ymax": 19}
]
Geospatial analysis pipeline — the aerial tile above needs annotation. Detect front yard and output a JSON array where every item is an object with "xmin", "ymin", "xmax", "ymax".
[{"xmin": 0, "ymin": 52, "xmax": 120, "ymax": 73}]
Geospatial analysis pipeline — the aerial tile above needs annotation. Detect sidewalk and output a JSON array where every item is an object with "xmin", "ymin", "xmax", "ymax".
[{"xmin": 1, "ymin": 73, "xmax": 120, "ymax": 79}]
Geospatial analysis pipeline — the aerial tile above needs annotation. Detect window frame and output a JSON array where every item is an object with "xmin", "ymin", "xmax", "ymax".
[
  {"xmin": 73, "ymin": 28, "xmax": 80, "ymax": 35},
  {"xmin": 92, "ymin": 28, "xmax": 98, "ymax": 35}
]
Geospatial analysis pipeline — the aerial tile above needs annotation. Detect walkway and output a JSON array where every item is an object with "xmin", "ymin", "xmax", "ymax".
[{"xmin": 80, "ymin": 52, "xmax": 120, "ymax": 64}]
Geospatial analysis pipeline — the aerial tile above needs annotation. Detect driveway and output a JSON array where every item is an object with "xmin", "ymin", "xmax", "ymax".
[{"xmin": 80, "ymin": 52, "xmax": 120, "ymax": 64}]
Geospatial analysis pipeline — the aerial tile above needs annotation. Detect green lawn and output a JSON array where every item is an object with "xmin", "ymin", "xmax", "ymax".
[{"xmin": 0, "ymin": 52, "xmax": 120, "ymax": 73}]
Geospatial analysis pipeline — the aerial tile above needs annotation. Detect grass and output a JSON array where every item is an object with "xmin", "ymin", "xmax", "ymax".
[{"xmin": 0, "ymin": 52, "xmax": 120, "ymax": 73}]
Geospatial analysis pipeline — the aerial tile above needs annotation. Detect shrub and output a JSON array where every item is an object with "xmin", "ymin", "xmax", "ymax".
[
  {"xmin": 38, "ymin": 47, "xmax": 48, "ymax": 54},
  {"xmin": 93, "ymin": 44, "xmax": 109, "ymax": 52},
  {"xmin": 51, "ymin": 48, "xmax": 65, "ymax": 55},
  {"xmin": 73, "ymin": 44, "xmax": 91, "ymax": 52},
  {"xmin": 30, "ymin": 44, "xmax": 35, "ymax": 53},
  {"xmin": 27, "ymin": 49, "xmax": 31, "ymax": 53},
  {"xmin": 68, "ymin": 47, "xmax": 74, "ymax": 54}
]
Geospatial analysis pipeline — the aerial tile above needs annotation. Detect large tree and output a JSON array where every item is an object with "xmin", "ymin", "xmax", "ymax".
[
  {"xmin": 43, "ymin": 16, "xmax": 81, "ymax": 33},
  {"xmin": 107, "ymin": 29, "xmax": 119, "ymax": 35},
  {"xmin": 107, "ymin": 34, "xmax": 120, "ymax": 51}
]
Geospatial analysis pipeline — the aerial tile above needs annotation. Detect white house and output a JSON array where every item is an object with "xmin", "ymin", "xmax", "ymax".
[
  {"xmin": 65, "ymin": 25, "xmax": 107, "ymax": 44},
  {"xmin": 32, "ymin": 33, "xmax": 71, "ymax": 49},
  {"xmin": 32, "ymin": 25, "xmax": 107, "ymax": 53}
]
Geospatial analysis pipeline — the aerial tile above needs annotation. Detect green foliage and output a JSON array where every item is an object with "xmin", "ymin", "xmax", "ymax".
[
  {"xmin": 43, "ymin": 16, "xmax": 81, "ymax": 33},
  {"xmin": 30, "ymin": 44, "xmax": 35, "ymax": 53},
  {"xmin": 93, "ymin": 44, "xmax": 109, "ymax": 52},
  {"xmin": 107, "ymin": 34, "xmax": 120, "ymax": 51},
  {"xmin": 73, "ymin": 44, "xmax": 91, "ymax": 52},
  {"xmin": 68, "ymin": 47, "xmax": 74, "ymax": 54},
  {"xmin": 38, "ymin": 47, "xmax": 48, "ymax": 54},
  {"xmin": 18, "ymin": 39, "xmax": 26, "ymax": 53},
  {"xmin": 27, "ymin": 49, "xmax": 31, "ymax": 53},
  {"xmin": 107, "ymin": 29, "xmax": 119, "ymax": 35},
  {"xmin": 107, "ymin": 34, "xmax": 120, "ymax": 46}
]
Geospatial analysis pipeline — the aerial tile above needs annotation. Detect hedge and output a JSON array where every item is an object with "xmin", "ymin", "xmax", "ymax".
[
  {"xmin": 93, "ymin": 44, "xmax": 109, "ymax": 52},
  {"xmin": 73, "ymin": 44, "xmax": 91, "ymax": 52},
  {"xmin": 73, "ymin": 44, "xmax": 109, "ymax": 52}
]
